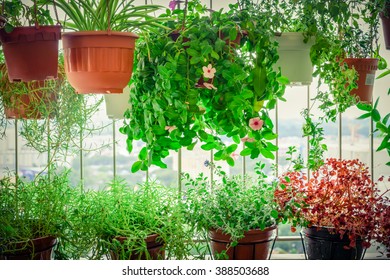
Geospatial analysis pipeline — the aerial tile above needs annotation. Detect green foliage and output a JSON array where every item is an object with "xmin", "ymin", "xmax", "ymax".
[
  {"xmin": 0, "ymin": 0, "xmax": 54, "ymax": 32},
  {"xmin": 44, "ymin": 0, "xmax": 165, "ymax": 32},
  {"xmin": 59, "ymin": 179, "xmax": 195, "ymax": 260},
  {"xmin": 184, "ymin": 162, "xmax": 278, "ymax": 247},
  {"xmin": 0, "ymin": 170, "xmax": 73, "ymax": 259},
  {"xmin": 122, "ymin": 0, "xmax": 285, "ymax": 170}
]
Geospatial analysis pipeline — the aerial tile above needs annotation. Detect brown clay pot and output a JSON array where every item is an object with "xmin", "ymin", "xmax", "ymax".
[
  {"xmin": 109, "ymin": 234, "xmax": 165, "ymax": 260},
  {"xmin": 380, "ymin": 8, "xmax": 390, "ymax": 50},
  {"xmin": 1, "ymin": 236, "xmax": 57, "ymax": 260},
  {"xmin": 344, "ymin": 58, "xmax": 378, "ymax": 103},
  {"xmin": 0, "ymin": 25, "xmax": 61, "ymax": 82},
  {"xmin": 62, "ymin": 31, "xmax": 139, "ymax": 94},
  {"xmin": 209, "ymin": 226, "xmax": 277, "ymax": 260}
]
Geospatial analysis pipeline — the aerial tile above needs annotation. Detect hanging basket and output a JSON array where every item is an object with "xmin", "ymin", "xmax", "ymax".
[
  {"xmin": 301, "ymin": 227, "xmax": 365, "ymax": 260},
  {"xmin": 0, "ymin": 236, "xmax": 57, "ymax": 260},
  {"xmin": 274, "ymin": 32, "xmax": 314, "ymax": 85},
  {"xmin": 209, "ymin": 226, "xmax": 277, "ymax": 260},
  {"xmin": 109, "ymin": 234, "xmax": 165, "ymax": 260},
  {"xmin": 104, "ymin": 86, "xmax": 132, "ymax": 119},
  {"xmin": 343, "ymin": 58, "xmax": 378, "ymax": 103},
  {"xmin": 0, "ymin": 25, "xmax": 61, "ymax": 82},
  {"xmin": 62, "ymin": 31, "xmax": 139, "ymax": 94}
]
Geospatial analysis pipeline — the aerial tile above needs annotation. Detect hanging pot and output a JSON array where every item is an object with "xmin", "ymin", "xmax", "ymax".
[
  {"xmin": 343, "ymin": 58, "xmax": 378, "ymax": 103},
  {"xmin": 209, "ymin": 226, "xmax": 277, "ymax": 260},
  {"xmin": 104, "ymin": 86, "xmax": 132, "ymax": 119},
  {"xmin": 109, "ymin": 234, "xmax": 165, "ymax": 260},
  {"xmin": 380, "ymin": 7, "xmax": 390, "ymax": 50},
  {"xmin": 0, "ymin": 236, "xmax": 57, "ymax": 260},
  {"xmin": 301, "ymin": 227, "xmax": 365, "ymax": 260},
  {"xmin": 0, "ymin": 25, "xmax": 61, "ymax": 82},
  {"xmin": 62, "ymin": 31, "xmax": 138, "ymax": 94},
  {"xmin": 274, "ymin": 32, "xmax": 314, "ymax": 85}
]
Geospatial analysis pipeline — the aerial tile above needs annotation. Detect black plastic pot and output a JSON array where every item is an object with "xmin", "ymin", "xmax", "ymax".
[{"xmin": 301, "ymin": 227, "xmax": 365, "ymax": 260}]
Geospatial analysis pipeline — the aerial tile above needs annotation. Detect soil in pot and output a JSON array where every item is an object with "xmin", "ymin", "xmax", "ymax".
[
  {"xmin": 209, "ymin": 226, "xmax": 277, "ymax": 260},
  {"xmin": 109, "ymin": 234, "xmax": 165, "ymax": 260},
  {"xmin": 0, "ymin": 236, "xmax": 57, "ymax": 260},
  {"xmin": 301, "ymin": 227, "xmax": 364, "ymax": 260}
]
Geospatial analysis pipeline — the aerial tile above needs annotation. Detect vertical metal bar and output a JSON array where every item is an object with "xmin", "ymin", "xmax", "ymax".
[
  {"xmin": 178, "ymin": 148, "xmax": 182, "ymax": 194},
  {"xmin": 370, "ymin": 115, "xmax": 374, "ymax": 180},
  {"xmin": 14, "ymin": 119, "xmax": 18, "ymax": 178},
  {"xmin": 80, "ymin": 127, "xmax": 84, "ymax": 186},
  {"xmin": 47, "ymin": 119, "xmax": 51, "ymax": 179},
  {"xmin": 275, "ymin": 100, "xmax": 279, "ymax": 177},
  {"xmin": 339, "ymin": 112, "xmax": 342, "ymax": 159},
  {"xmin": 210, "ymin": 150, "xmax": 214, "ymax": 190},
  {"xmin": 210, "ymin": 0, "xmax": 212, "ymax": 10},
  {"xmin": 113, "ymin": 119, "xmax": 117, "ymax": 179},
  {"xmin": 307, "ymin": 85, "xmax": 310, "ymax": 180},
  {"xmin": 242, "ymin": 142, "xmax": 246, "ymax": 185},
  {"xmin": 146, "ymin": 150, "xmax": 150, "ymax": 182}
]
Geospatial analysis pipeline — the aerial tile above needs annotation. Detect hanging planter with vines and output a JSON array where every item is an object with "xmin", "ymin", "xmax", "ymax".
[{"xmin": 0, "ymin": 0, "xmax": 61, "ymax": 82}]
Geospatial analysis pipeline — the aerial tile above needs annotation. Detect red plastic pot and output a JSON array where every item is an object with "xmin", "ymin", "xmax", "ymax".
[
  {"xmin": 0, "ymin": 25, "xmax": 61, "ymax": 82},
  {"xmin": 62, "ymin": 31, "xmax": 138, "ymax": 94}
]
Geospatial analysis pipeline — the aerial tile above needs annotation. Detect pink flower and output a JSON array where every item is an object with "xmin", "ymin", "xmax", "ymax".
[
  {"xmin": 169, "ymin": 1, "xmax": 177, "ymax": 10},
  {"xmin": 165, "ymin": 125, "xmax": 177, "ymax": 133},
  {"xmin": 203, "ymin": 82, "xmax": 217, "ymax": 90},
  {"xmin": 249, "ymin": 117, "xmax": 264, "ymax": 131},
  {"xmin": 241, "ymin": 136, "xmax": 255, "ymax": 143},
  {"xmin": 202, "ymin": 64, "xmax": 216, "ymax": 79}
]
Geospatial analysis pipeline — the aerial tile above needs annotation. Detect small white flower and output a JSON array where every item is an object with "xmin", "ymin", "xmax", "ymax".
[
  {"xmin": 202, "ymin": 64, "xmax": 216, "ymax": 79},
  {"xmin": 203, "ymin": 82, "xmax": 217, "ymax": 90}
]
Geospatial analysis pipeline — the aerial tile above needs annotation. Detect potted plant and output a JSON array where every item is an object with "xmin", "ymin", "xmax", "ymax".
[
  {"xmin": 184, "ymin": 162, "xmax": 278, "ymax": 260},
  {"xmin": 275, "ymin": 158, "xmax": 384, "ymax": 260},
  {"xmin": 45, "ymin": 0, "xmax": 165, "ymax": 93},
  {"xmin": 380, "ymin": 0, "xmax": 390, "ymax": 50},
  {"xmin": 121, "ymin": 0, "xmax": 287, "ymax": 171},
  {"xmin": 0, "ymin": 170, "xmax": 73, "ymax": 260},
  {"xmin": 64, "ymin": 179, "xmax": 193, "ymax": 260},
  {"xmin": 0, "ymin": 0, "xmax": 60, "ymax": 82}
]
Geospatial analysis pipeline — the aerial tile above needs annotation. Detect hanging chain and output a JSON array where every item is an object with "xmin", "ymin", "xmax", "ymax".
[
  {"xmin": 34, "ymin": 0, "xmax": 38, "ymax": 28},
  {"xmin": 107, "ymin": 0, "xmax": 111, "ymax": 32},
  {"xmin": 52, "ymin": 0, "xmax": 61, "ymax": 25}
]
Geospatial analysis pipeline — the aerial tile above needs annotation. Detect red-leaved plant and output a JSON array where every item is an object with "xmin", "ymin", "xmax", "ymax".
[{"xmin": 275, "ymin": 158, "xmax": 388, "ymax": 250}]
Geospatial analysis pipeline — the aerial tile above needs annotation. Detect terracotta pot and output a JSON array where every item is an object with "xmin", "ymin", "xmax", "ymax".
[
  {"xmin": 3, "ymin": 80, "xmax": 57, "ymax": 119},
  {"xmin": 109, "ymin": 234, "xmax": 165, "ymax": 260},
  {"xmin": 380, "ymin": 8, "xmax": 390, "ymax": 50},
  {"xmin": 274, "ymin": 32, "xmax": 315, "ymax": 85},
  {"xmin": 62, "ymin": 31, "xmax": 138, "ymax": 94},
  {"xmin": 0, "ymin": 236, "xmax": 57, "ymax": 260},
  {"xmin": 209, "ymin": 226, "xmax": 277, "ymax": 260},
  {"xmin": 301, "ymin": 227, "xmax": 364, "ymax": 260},
  {"xmin": 0, "ymin": 25, "xmax": 61, "ymax": 82},
  {"xmin": 344, "ymin": 58, "xmax": 378, "ymax": 103}
]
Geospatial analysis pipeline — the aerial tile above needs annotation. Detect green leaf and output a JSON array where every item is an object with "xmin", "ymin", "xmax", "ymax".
[
  {"xmin": 357, "ymin": 112, "xmax": 371, "ymax": 120},
  {"xmin": 131, "ymin": 161, "xmax": 142, "ymax": 173},
  {"xmin": 372, "ymin": 109, "xmax": 381, "ymax": 122},
  {"xmin": 211, "ymin": 51, "xmax": 220, "ymax": 60},
  {"xmin": 260, "ymin": 148, "xmax": 275, "ymax": 159},
  {"xmin": 201, "ymin": 143, "xmax": 215, "ymax": 151},
  {"xmin": 139, "ymin": 147, "xmax": 148, "ymax": 160},
  {"xmin": 276, "ymin": 76, "xmax": 290, "ymax": 85},
  {"xmin": 198, "ymin": 130, "xmax": 209, "ymax": 141},
  {"xmin": 376, "ymin": 69, "xmax": 390, "ymax": 79},
  {"xmin": 226, "ymin": 144, "xmax": 238, "ymax": 154},
  {"xmin": 356, "ymin": 102, "xmax": 372, "ymax": 112},
  {"xmin": 271, "ymin": 209, "xmax": 279, "ymax": 219},
  {"xmin": 229, "ymin": 27, "xmax": 238, "ymax": 41},
  {"xmin": 226, "ymin": 156, "xmax": 235, "ymax": 166},
  {"xmin": 376, "ymin": 122, "xmax": 388, "ymax": 134},
  {"xmin": 240, "ymin": 148, "xmax": 252, "ymax": 156}
]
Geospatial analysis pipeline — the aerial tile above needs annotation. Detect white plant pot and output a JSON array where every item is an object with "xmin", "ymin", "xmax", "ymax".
[
  {"xmin": 104, "ymin": 86, "xmax": 132, "ymax": 119},
  {"xmin": 274, "ymin": 32, "xmax": 315, "ymax": 86}
]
